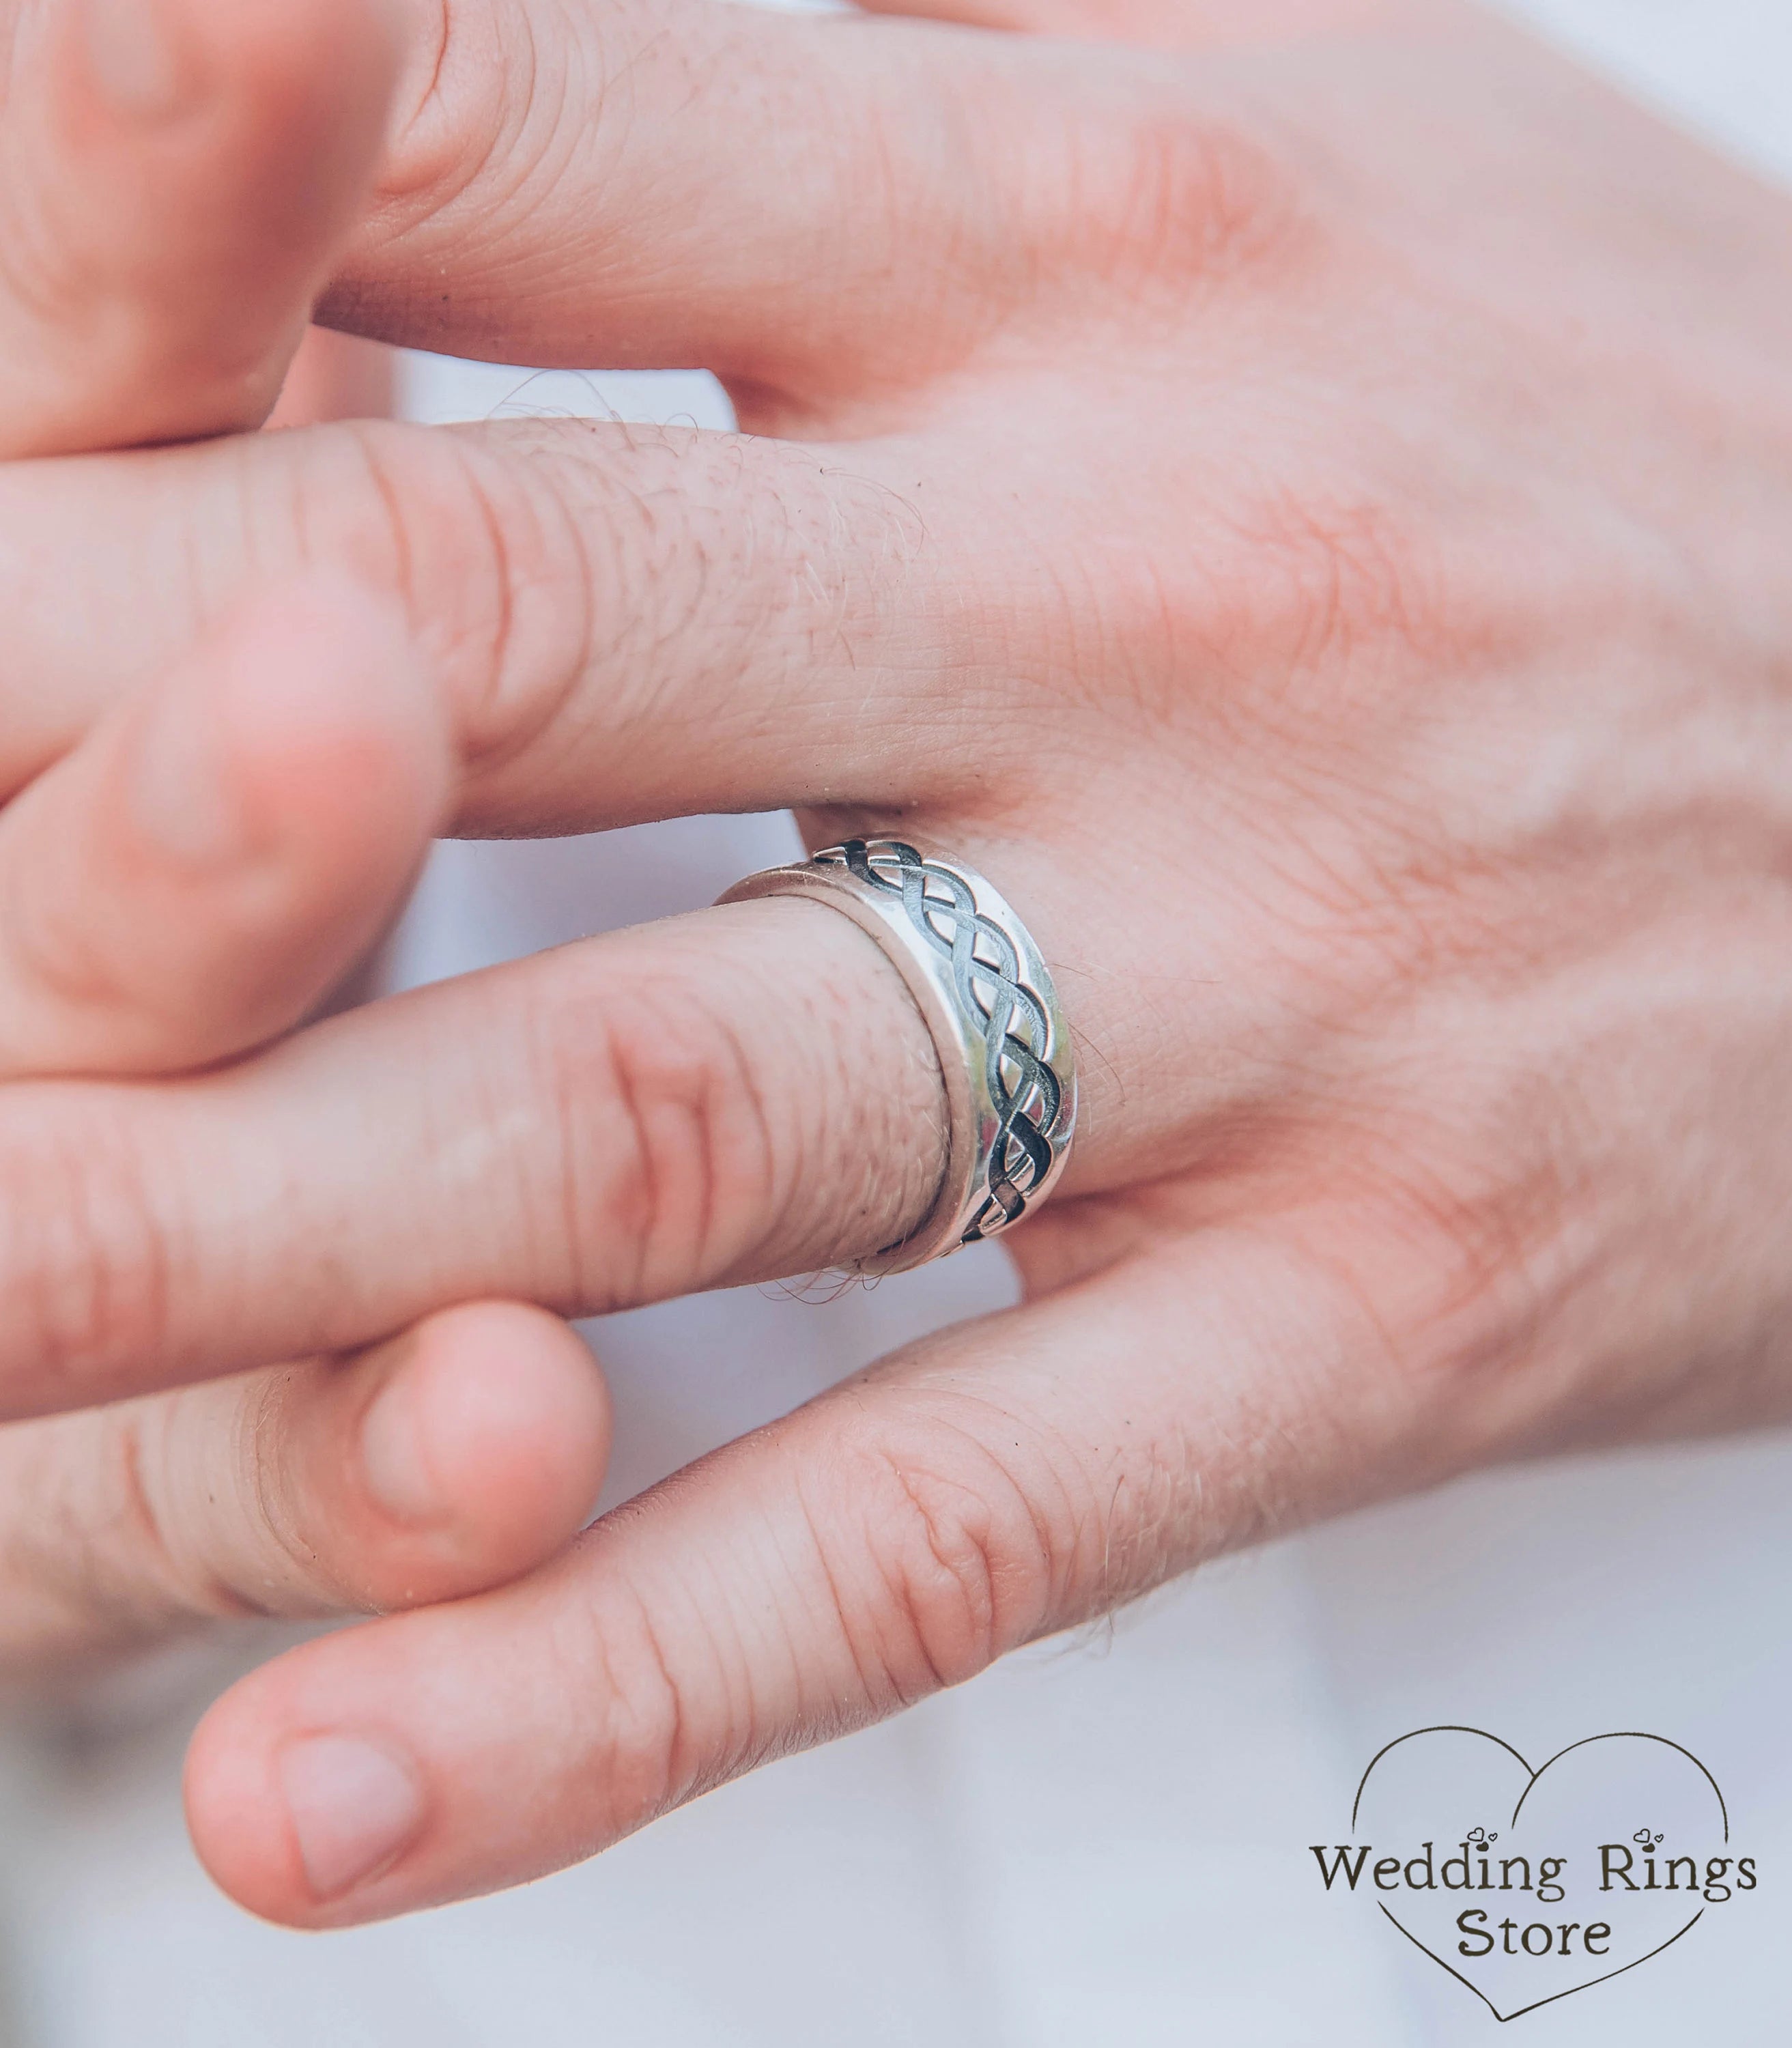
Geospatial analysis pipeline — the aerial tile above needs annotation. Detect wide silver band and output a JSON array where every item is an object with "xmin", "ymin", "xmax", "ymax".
[{"xmin": 718, "ymin": 838, "xmax": 1077, "ymax": 1275}]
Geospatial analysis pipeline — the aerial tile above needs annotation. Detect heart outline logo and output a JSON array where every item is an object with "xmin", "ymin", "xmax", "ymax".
[{"xmin": 1346, "ymin": 1726, "xmax": 1731, "ymax": 2023}]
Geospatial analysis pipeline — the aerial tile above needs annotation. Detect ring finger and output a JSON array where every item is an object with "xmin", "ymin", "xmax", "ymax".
[{"xmin": 0, "ymin": 894, "xmax": 965, "ymax": 1418}]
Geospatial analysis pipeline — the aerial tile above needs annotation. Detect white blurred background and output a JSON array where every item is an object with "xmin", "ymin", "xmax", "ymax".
[{"xmin": 1, "ymin": 2, "xmax": 1790, "ymax": 2042}]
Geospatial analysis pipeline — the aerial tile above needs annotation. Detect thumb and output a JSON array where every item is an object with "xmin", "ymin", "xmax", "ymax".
[{"xmin": 182, "ymin": 1232, "xmax": 1430, "ymax": 1924}]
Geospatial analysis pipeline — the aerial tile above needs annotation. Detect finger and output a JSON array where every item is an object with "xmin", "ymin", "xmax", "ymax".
[
  {"xmin": 0, "ymin": 572, "xmax": 451, "ymax": 1079},
  {"xmin": 183, "ymin": 1234, "xmax": 1424, "ymax": 1923},
  {"xmin": 0, "ymin": 0, "xmax": 403, "ymax": 458},
  {"xmin": 0, "ymin": 897, "xmax": 957, "ymax": 1417},
  {"xmin": 0, "ymin": 418, "xmax": 982, "ymax": 831},
  {"xmin": 327, "ymin": 0, "xmax": 1404, "ymax": 403},
  {"xmin": 322, "ymin": 0, "xmax": 1095, "ymax": 405},
  {"xmin": 0, "ymin": 1301, "xmax": 611, "ymax": 1674}
]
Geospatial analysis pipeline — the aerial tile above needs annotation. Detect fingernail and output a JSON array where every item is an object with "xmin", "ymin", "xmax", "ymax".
[
  {"xmin": 127, "ymin": 683, "xmax": 244, "ymax": 866},
  {"xmin": 359, "ymin": 1348, "xmax": 444, "ymax": 1526},
  {"xmin": 279, "ymin": 1735, "xmax": 425, "ymax": 1901},
  {"xmin": 77, "ymin": 0, "xmax": 197, "ymax": 119}
]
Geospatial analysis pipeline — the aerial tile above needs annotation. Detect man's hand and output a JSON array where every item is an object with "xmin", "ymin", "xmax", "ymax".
[
  {"xmin": 0, "ymin": 0, "xmax": 1787, "ymax": 1933},
  {"xmin": 0, "ymin": 0, "xmax": 613, "ymax": 1668},
  {"xmin": 0, "ymin": 572, "xmax": 614, "ymax": 1670}
]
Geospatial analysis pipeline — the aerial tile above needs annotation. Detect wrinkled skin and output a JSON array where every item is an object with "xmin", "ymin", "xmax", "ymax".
[{"xmin": 0, "ymin": 0, "xmax": 1785, "ymax": 1931}]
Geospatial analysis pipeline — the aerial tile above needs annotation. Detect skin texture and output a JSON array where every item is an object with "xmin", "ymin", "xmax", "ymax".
[
  {"xmin": 0, "ymin": 571, "xmax": 616, "ymax": 1660},
  {"xmin": 0, "ymin": 0, "xmax": 403, "ymax": 455},
  {"xmin": 0, "ymin": 3, "xmax": 614, "ymax": 1669},
  {"xmin": 0, "ymin": 0, "xmax": 1787, "ymax": 1931}
]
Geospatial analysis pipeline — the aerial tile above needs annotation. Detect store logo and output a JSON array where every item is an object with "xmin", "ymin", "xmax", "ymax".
[{"xmin": 1310, "ymin": 1727, "xmax": 1755, "ymax": 2021}]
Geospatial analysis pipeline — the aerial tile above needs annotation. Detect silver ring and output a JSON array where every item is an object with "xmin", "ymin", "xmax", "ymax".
[{"xmin": 717, "ymin": 838, "xmax": 1078, "ymax": 1275}]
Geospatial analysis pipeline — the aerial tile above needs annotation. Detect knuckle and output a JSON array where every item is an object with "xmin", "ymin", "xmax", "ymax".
[
  {"xmin": 452, "ymin": 421, "xmax": 702, "ymax": 795},
  {"xmin": 1045, "ymin": 88, "xmax": 1309, "ymax": 296},
  {"xmin": 360, "ymin": 0, "xmax": 502, "ymax": 218},
  {"xmin": 1267, "ymin": 1117, "xmax": 1572, "ymax": 1429},
  {"xmin": 356, "ymin": 0, "xmax": 611, "ymax": 266},
  {"xmin": 233, "ymin": 1365, "xmax": 369, "ymax": 1614},
  {"xmin": 0, "ymin": 1096, "xmax": 177, "ymax": 1404},
  {"xmin": 539, "ymin": 1562, "xmax": 696, "ymax": 1842},
  {"xmin": 272, "ymin": 419, "xmax": 593, "ymax": 777},
  {"xmin": 254, "ymin": 419, "xmax": 416, "ymax": 608},
  {"xmin": 538, "ymin": 954, "xmax": 786, "ymax": 1306},
  {"xmin": 109, "ymin": 1367, "xmax": 383, "ymax": 1631},
  {"xmin": 0, "ymin": 1402, "xmax": 250, "ymax": 1666},
  {"xmin": 805, "ymin": 1398, "xmax": 1068, "ymax": 1702},
  {"xmin": 98, "ymin": 1401, "xmax": 262, "ymax": 1625}
]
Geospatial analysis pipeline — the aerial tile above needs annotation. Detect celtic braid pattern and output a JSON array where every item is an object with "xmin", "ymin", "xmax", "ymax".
[{"xmin": 834, "ymin": 840, "xmax": 1064, "ymax": 1243}]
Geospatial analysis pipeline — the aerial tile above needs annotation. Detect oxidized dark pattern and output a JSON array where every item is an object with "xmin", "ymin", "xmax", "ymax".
[{"xmin": 835, "ymin": 840, "xmax": 1064, "ymax": 1242}]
